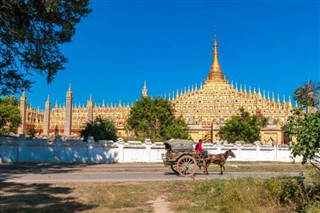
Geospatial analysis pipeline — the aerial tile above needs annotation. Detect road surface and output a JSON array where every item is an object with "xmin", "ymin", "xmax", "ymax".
[{"xmin": 0, "ymin": 163, "xmax": 301, "ymax": 183}]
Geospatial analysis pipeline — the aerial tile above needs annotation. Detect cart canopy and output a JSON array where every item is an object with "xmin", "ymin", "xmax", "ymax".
[{"xmin": 164, "ymin": 139, "xmax": 196, "ymax": 152}]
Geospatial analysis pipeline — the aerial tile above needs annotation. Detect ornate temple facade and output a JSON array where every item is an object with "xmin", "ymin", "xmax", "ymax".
[{"xmin": 18, "ymin": 37, "xmax": 294, "ymax": 144}]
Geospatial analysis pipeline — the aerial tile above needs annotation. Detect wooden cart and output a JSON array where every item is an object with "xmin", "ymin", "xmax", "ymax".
[{"xmin": 162, "ymin": 139, "xmax": 204, "ymax": 177}]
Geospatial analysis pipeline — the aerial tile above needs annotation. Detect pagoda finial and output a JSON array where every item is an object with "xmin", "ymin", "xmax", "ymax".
[
  {"xmin": 272, "ymin": 92, "xmax": 275, "ymax": 102},
  {"xmin": 176, "ymin": 88, "xmax": 179, "ymax": 98},
  {"xmin": 282, "ymin": 94, "xmax": 286, "ymax": 104},
  {"xmin": 142, "ymin": 81, "xmax": 148, "ymax": 98},
  {"xmin": 102, "ymin": 99, "xmax": 105, "ymax": 107},
  {"xmin": 206, "ymin": 35, "xmax": 227, "ymax": 83},
  {"xmin": 20, "ymin": 90, "xmax": 27, "ymax": 101},
  {"xmin": 244, "ymin": 84, "xmax": 247, "ymax": 93},
  {"xmin": 235, "ymin": 82, "xmax": 238, "ymax": 91},
  {"xmin": 45, "ymin": 95, "xmax": 50, "ymax": 107},
  {"xmin": 68, "ymin": 83, "xmax": 72, "ymax": 91},
  {"xmin": 288, "ymin": 95, "xmax": 292, "ymax": 106},
  {"xmin": 277, "ymin": 94, "xmax": 280, "ymax": 103}
]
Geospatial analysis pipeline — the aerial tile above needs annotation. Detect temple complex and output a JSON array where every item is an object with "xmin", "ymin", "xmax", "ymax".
[{"xmin": 17, "ymin": 37, "xmax": 294, "ymax": 144}]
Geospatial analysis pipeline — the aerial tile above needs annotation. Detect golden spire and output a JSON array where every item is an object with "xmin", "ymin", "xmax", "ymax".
[
  {"xmin": 288, "ymin": 95, "xmax": 292, "ymax": 107},
  {"xmin": 21, "ymin": 90, "xmax": 27, "ymax": 100},
  {"xmin": 142, "ymin": 81, "xmax": 148, "ymax": 98},
  {"xmin": 272, "ymin": 92, "xmax": 275, "ymax": 102},
  {"xmin": 45, "ymin": 95, "xmax": 50, "ymax": 107},
  {"xmin": 207, "ymin": 35, "xmax": 227, "ymax": 83},
  {"xmin": 87, "ymin": 94, "xmax": 93, "ymax": 108}
]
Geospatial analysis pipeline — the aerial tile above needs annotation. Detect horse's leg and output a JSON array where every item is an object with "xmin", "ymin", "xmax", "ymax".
[
  {"xmin": 220, "ymin": 163, "xmax": 224, "ymax": 175},
  {"xmin": 204, "ymin": 161, "xmax": 210, "ymax": 175}
]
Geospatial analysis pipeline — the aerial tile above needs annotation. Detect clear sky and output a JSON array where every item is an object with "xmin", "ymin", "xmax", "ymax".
[{"xmin": 26, "ymin": 0, "xmax": 319, "ymax": 109}]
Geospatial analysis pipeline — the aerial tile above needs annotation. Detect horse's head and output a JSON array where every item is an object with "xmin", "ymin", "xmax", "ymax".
[{"xmin": 226, "ymin": 149, "xmax": 236, "ymax": 158}]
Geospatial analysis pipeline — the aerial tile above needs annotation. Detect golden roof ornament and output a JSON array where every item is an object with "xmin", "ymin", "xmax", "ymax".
[{"xmin": 206, "ymin": 35, "xmax": 228, "ymax": 84}]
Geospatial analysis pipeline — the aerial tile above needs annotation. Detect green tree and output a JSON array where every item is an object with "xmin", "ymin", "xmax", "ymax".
[
  {"xmin": 126, "ymin": 97, "xmax": 189, "ymax": 141},
  {"xmin": 285, "ymin": 80, "xmax": 320, "ymax": 170},
  {"xmin": 216, "ymin": 107, "xmax": 268, "ymax": 143},
  {"xmin": 80, "ymin": 116, "xmax": 118, "ymax": 142},
  {"xmin": 285, "ymin": 109, "xmax": 320, "ymax": 170},
  {"xmin": 0, "ymin": 0, "xmax": 91, "ymax": 96},
  {"xmin": 294, "ymin": 80, "xmax": 320, "ymax": 113},
  {"xmin": 0, "ymin": 96, "xmax": 21, "ymax": 135}
]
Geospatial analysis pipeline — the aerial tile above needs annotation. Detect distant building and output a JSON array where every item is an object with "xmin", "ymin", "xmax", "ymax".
[{"xmin": 18, "ymin": 37, "xmax": 294, "ymax": 144}]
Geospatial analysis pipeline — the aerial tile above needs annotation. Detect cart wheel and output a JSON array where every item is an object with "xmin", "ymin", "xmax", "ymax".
[
  {"xmin": 170, "ymin": 164, "xmax": 179, "ymax": 174},
  {"xmin": 176, "ymin": 155, "xmax": 197, "ymax": 177}
]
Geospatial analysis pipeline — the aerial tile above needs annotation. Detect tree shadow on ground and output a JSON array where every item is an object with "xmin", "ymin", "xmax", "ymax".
[{"xmin": 0, "ymin": 181, "xmax": 96, "ymax": 213}]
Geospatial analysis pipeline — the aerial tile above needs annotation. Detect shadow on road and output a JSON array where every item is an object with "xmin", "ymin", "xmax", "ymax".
[{"xmin": 0, "ymin": 181, "xmax": 96, "ymax": 212}]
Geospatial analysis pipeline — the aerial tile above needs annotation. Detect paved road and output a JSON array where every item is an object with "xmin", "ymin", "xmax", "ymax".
[{"xmin": 0, "ymin": 163, "xmax": 302, "ymax": 183}]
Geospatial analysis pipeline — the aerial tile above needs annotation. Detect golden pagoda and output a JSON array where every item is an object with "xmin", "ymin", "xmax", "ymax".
[
  {"xmin": 171, "ymin": 36, "xmax": 293, "ymax": 143},
  {"xmin": 18, "ymin": 36, "xmax": 293, "ymax": 144}
]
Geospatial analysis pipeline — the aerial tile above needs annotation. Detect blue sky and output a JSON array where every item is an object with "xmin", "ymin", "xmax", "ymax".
[{"xmin": 27, "ymin": 0, "xmax": 319, "ymax": 109}]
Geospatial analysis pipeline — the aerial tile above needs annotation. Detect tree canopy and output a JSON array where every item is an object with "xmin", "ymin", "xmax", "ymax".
[
  {"xmin": 294, "ymin": 80, "xmax": 320, "ymax": 113},
  {"xmin": 285, "ymin": 80, "xmax": 320, "ymax": 170},
  {"xmin": 80, "ymin": 116, "xmax": 118, "ymax": 142},
  {"xmin": 0, "ymin": 0, "xmax": 91, "ymax": 96},
  {"xmin": 126, "ymin": 97, "xmax": 189, "ymax": 141},
  {"xmin": 0, "ymin": 96, "xmax": 21, "ymax": 135},
  {"xmin": 216, "ymin": 107, "xmax": 267, "ymax": 143}
]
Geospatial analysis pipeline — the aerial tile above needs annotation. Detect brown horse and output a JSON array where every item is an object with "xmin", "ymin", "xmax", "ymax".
[{"xmin": 203, "ymin": 149, "xmax": 236, "ymax": 175}]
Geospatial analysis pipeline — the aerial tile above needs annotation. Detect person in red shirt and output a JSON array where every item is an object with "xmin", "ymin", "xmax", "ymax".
[
  {"xmin": 195, "ymin": 139, "xmax": 204, "ymax": 169},
  {"xmin": 195, "ymin": 139, "xmax": 203, "ymax": 154}
]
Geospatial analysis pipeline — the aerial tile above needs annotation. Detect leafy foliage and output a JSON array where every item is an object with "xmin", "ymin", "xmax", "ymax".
[
  {"xmin": 294, "ymin": 80, "xmax": 320, "ymax": 113},
  {"xmin": 286, "ymin": 80, "xmax": 320, "ymax": 170},
  {"xmin": 216, "ymin": 107, "xmax": 267, "ymax": 143},
  {"xmin": 126, "ymin": 97, "xmax": 189, "ymax": 141},
  {"xmin": 0, "ymin": 0, "xmax": 91, "ymax": 95},
  {"xmin": 285, "ymin": 109, "xmax": 320, "ymax": 167},
  {"xmin": 0, "ymin": 96, "xmax": 21, "ymax": 135},
  {"xmin": 80, "ymin": 116, "xmax": 117, "ymax": 142}
]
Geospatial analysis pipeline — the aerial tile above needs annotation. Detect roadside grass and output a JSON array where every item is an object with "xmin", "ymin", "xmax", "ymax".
[
  {"xmin": 2, "ymin": 171, "xmax": 319, "ymax": 213},
  {"xmin": 204, "ymin": 162, "xmax": 313, "ymax": 173},
  {"xmin": 1, "ymin": 164, "xmax": 318, "ymax": 213}
]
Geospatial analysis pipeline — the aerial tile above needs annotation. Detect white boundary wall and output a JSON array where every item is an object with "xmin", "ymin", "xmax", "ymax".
[{"xmin": 0, "ymin": 135, "xmax": 301, "ymax": 164}]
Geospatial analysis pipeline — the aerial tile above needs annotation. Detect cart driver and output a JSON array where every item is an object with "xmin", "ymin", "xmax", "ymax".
[
  {"xmin": 196, "ymin": 139, "xmax": 208, "ymax": 158},
  {"xmin": 195, "ymin": 139, "xmax": 203, "ymax": 155}
]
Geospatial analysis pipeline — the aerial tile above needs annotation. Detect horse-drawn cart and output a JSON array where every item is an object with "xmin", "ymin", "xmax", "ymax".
[{"xmin": 162, "ymin": 139, "xmax": 203, "ymax": 177}]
